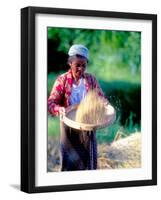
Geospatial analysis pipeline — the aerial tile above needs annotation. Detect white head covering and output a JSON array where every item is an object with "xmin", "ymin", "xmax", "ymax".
[{"xmin": 68, "ymin": 44, "xmax": 89, "ymax": 60}]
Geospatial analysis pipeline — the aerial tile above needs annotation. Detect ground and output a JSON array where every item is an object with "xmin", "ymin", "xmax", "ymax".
[{"xmin": 47, "ymin": 132, "xmax": 141, "ymax": 172}]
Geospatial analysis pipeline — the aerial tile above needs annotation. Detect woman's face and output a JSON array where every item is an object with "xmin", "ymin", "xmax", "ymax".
[{"xmin": 69, "ymin": 57, "xmax": 87, "ymax": 80}]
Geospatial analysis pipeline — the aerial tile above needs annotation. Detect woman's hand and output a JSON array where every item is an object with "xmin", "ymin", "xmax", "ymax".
[
  {"xmin": 59, "ymin": 107, "xmax": 66, "ymax": 121},
  {"xmin": 59, "ymin": 107, "xmax": 66, "ymax": 116}
]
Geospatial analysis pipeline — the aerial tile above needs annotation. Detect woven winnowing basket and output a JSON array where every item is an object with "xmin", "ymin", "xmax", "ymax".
[{"xmin": 62, "ymin": 104, "xmax": 116, "ymax": 131}]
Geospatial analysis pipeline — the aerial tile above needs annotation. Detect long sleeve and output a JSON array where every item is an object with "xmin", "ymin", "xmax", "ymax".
[{"xmin": 48, "ymin": 75, "xmax": 65, "ymax": 116}]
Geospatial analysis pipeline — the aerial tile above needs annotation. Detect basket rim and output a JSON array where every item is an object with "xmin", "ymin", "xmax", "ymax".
[{"xmin": 62, "ymin": 104, "xmax": 116, "ymax": 131}]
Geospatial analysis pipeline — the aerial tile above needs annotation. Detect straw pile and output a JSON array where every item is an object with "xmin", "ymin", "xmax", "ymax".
[
  {"xmin": 98, "ymin": 132, "xmax": 141, "ymax": 169},
  {"xmin": 75, "ymin": 89, "xmax": 106, "ymax": 125}
]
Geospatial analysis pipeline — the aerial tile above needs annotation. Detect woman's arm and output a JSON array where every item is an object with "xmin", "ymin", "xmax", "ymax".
[{"xmin": 48, "ymin": 75, "xmax": 66, "ymax": 116}]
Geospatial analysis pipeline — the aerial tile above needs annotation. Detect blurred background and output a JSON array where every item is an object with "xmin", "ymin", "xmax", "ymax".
[{"xmin": 47, "ymin": 27, "xmax": 141, "ymax": 171}]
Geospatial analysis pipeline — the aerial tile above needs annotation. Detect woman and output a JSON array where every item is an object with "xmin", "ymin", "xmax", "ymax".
[{"xmin": 48, "ymin": 44, "xmax": 109, "ymax": 171}]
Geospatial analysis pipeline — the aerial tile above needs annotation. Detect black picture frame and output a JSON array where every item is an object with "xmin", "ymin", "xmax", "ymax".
[{"xmin": 21, "ymin": 6, "xmax": 157, "ymax": 193}]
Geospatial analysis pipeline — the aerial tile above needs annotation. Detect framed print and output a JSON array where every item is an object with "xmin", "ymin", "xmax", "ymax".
[{"xmin": 21, "ymin": 6, "xmax": 157, "ymax": 193}]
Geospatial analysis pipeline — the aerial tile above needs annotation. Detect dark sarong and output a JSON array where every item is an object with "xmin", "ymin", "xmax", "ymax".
[{"xmin": 60, "ymin": 121, "xmax": 97, "ymax": 171}]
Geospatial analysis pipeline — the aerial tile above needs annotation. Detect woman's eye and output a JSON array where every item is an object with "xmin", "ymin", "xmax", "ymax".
[{"xmin": 75, "ymin": 64, "xmax": 86, "ymax": 68}]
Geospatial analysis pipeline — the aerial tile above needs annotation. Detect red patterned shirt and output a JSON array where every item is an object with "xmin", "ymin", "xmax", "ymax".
[{"xmin": 48, "ymin": 69, "xmax": 107, "ymax": 116}]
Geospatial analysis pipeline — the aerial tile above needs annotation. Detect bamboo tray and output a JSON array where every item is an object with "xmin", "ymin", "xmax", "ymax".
[{"xmin": 62, "ymin": 104, "xmax": 116, "ymax": 131}]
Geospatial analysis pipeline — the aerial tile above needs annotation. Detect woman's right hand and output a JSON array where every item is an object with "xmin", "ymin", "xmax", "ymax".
[{"xmin": 59, "ymin": 107, "xmax": 66, "ymax": 116}]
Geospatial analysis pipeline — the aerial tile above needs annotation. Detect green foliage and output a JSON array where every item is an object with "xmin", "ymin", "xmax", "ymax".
[
  {"xmin": 87, "ymin": 63, "xmax": 140, "ymax": 84},
  {"xmin": 48, "ymin": 27, "xmax": 141, "ymax": 75},
  {"xmin": 48, "ymin": 116, "xmax": 60, "ymax": 137}
]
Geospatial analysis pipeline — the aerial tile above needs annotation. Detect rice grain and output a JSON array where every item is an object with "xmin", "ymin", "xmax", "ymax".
[{"xmin": 75, "ymin": 89, "xmax": 106, "ymax": 125}]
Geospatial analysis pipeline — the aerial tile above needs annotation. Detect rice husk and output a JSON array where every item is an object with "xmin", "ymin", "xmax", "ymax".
[
  {"xmin": 75, "ymin": 89, "xmax": 106, "ymax": 125},
  {"xmin": 75, "ymin": 89, "xmax": 106, "ymax": 144}
]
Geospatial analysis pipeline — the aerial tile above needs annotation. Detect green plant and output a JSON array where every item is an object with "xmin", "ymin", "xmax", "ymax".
[{"xmin": 48, "ymin": 116, "xmax": 60, "ymax": 137}]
